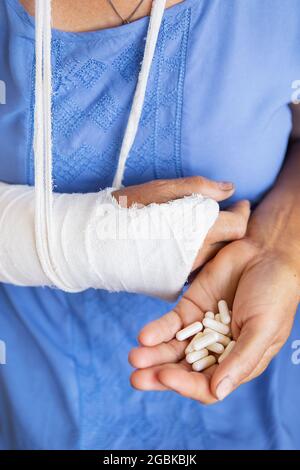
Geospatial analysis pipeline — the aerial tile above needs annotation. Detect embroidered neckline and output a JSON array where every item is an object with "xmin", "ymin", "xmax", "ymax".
[{"xmin": 7, "ymin": 0, "xmax": 198, "ymax": 42}]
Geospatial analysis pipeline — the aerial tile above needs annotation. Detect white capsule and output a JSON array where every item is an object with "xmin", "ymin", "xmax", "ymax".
[
  {"xmin": 193, "ymin": 332, "xmax": 219, "ymax": 351},
  {"xmin": 176, "ymin": 321, "xmax": 203, "ymax": 341},
  {"xmin": 215, "ymin": 313, "xmax": 221, "ymax": 322},
  {"xmin": 185, "ymin": 332, "xmax": 203, "ymax": 354},
  {"xmin": 218, "ymin": 300, "xmax": 231, "ymax": 325},
  {"xmin": 202, "ymin": 317, "xmax": 230, "ymax": 335},
  {"xmin": 218, "ymin": 340, "xmax": 236, "ymax": 363},
  {"xmin": 186, "ymin": 348, "xmax": 209, "ymax": 364},
  {"xmin": 207, "ymin": 342, "xmax": 225, "ymax": 355},
  {"xmin": 192, "ymin": 355, "xmax": 216, "ymax": 372},
  {"xmin": 205, "ymin": 311, "xmax": 214, "ymax": 319},
  {"xmin": 203, "ymin": 328, "xmax": 231, "ymax": 346}
]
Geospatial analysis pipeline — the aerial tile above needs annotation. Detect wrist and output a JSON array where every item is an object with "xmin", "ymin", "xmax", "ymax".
[{"xmin": 247, "ymin": 195, "xmax": 300, "ymax": 279}]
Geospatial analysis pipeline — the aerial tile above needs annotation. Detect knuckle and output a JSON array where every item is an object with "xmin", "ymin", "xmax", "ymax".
[
  {"xmin": 149, "ymin": 179, "xmax": 176, "ymax": 199},
  {"xmin": 181, "ymin": 175, "xmax": 206, "ymax": 191},
  {"xmin": 167, "ymin": 341, "xmax": 183, "ymax": 360},
  {"xmin": 234, "ymin": 218, "xmax": 247, "ymax": 239},
  {"xmin": 231, "ymin": 350, "xmax": 257, "ymax": 381},
  {"xmin": 191, "ymin": 175, "xmax": 205, "ymax": 188},
  {"xmin": 149, "ymin": 179, "xmax": 167, "ymax": 191},
  {"xmin": 157, "ymin": 316, "xmax": 174, "ymax": 340},
  {"xmin": 160, "ymin": 179, "xmax": 180, "ymax": 197}
]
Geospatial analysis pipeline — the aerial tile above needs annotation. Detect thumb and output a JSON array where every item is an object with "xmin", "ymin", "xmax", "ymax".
[
  {"xmin": 208, "ymin": 200, "xmax": 251, "ymax": 244},
  {"xmin": 210, "ymin": 317, "xmax": 273, "ymax": 400}
]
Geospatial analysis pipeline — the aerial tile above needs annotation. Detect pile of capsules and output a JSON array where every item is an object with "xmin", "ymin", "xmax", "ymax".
[{"xmin": 176, "ymin": 300, "xmax": 236, "ymax": 372}]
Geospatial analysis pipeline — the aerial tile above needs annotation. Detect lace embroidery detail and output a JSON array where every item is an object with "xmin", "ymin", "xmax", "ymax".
[
  {"xmin": 124, "ymin": 8, "xmax": 191, "ymax": 184},
  {"xmin": 52, "ymin": 98, "xmax": 85, "ymax": 138},
  {"xmin": 88, "ymin": 94, "xmax": 124, "ymax": 131},
  {"xmin": 27, "ymin": 7, "xmax": 191, "ymax": 192},
  {"xmin": 112, "ymin": 42, "xmax": 144, "ymax": 83},
  {"xmin": 73, "ymin": 59, "xmax": 107, "ymax": 89},
  {"xmin": 53, "ymin": 144, "xmax": 100, "ymax": 183}
]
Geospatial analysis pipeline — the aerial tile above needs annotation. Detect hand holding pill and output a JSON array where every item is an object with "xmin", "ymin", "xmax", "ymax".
[{"xmin": 130, "ymin": 236, "xmax": 300, "ymax": 403}]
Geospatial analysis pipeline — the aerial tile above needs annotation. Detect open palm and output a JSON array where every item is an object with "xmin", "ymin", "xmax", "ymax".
[{"xmin": 129, "ymin": 238, "xmax": 299, "ymax": 402}]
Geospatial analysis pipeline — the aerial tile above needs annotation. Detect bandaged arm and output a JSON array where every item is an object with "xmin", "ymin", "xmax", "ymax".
[{"xmin": 0, "ymin": 182, "xmax": 219, "ymax": 301}]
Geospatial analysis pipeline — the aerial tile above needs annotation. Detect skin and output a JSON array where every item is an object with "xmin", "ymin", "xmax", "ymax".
[
  {"xmin": 130, "ymin": 106, "xmax": 300, "ymax": 402},
  {"xmin": 21, "ymin": 1, "xmax": 300, "ymax": 401},
  {"xmin": 20, "ymin": 0, "xmax": 251, "ymax": 269},
  {"xmin": 20, "ymin": 0, "xmax": 184, "ymax": 32},
  {"xmin": 112, "ymin": 178, "xmax": 251, "ymax": 271}
]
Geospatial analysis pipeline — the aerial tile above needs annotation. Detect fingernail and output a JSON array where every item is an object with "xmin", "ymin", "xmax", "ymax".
[
  {"xmin": 216, "ymin": 376, "xmax": 233, "ymax": 400},
  {"xmin": 218, "ymin": 181, "xmax": 234, "ymax": 191}
]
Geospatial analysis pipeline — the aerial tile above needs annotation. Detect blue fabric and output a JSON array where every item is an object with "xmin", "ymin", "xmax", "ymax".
[{"xmin": 0, "ymin": 0, "xmax": 300, "ymax": 449}]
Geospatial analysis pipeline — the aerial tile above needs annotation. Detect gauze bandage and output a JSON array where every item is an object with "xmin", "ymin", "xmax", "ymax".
[
  {"xmin": 0, "ymin": 182, "xmax": 218, "ymax": 301},
  {"xmin": 0, "ymin": 0, "xmax": 220, "ymax": 300}
]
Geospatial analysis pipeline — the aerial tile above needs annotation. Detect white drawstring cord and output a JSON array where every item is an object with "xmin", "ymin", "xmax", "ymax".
[
  {"xmin": 113, "ymin": 0, "xmax": 167, "ymax": 188},
  {"xmin": 33, "ymin": 0, "xmax": 166, "ymax": 290},
  {"xmin": 34, "ymin": 0, "xmax": 76, "ymax": 291}
]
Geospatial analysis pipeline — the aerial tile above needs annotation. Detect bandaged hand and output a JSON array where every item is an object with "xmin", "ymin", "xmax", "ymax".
[
  {"xmin": 113, "ymin": 177, "xmax": 251, "ymax": 271},
  {"xmin": 0, "ymin": 176, "xmax": 249, "ymax": 300}
]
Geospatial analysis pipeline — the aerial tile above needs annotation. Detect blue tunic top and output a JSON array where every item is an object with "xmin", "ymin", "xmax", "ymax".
[{"xmin": 0, "ymin": 0, "xmax": 300, "ymax": 450}]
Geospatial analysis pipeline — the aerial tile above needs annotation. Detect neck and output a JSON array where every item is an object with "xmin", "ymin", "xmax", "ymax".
[{"xmin": 20, "ymin": 0, "xmax": 184, "ymax": 32}]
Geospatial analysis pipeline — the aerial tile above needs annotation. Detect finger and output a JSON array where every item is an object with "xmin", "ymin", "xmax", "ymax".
[
  {"xmin": 131, "ymin": 361, "xmax": 191, "ymax": 391},
  {"xmin": 192, "ymin": 241, "xmax": 226, "ymax": 271},
  {"xmin": 129, "ymin": 338, "xmax": 187, "ymax": 369},
  {"xmin": 208, "ymin": 200, "xmax": 251, "ymax": 244},
  {"xmin": 241, "ymin": 343, "xmax": 281, "ymax": 384},
  {"xmin": 130, "ymin": 360, "xmax": 218, "ymax": 404},
  {"xmin": 140, "ymin": 241, "xmax": 250, "ymax": 348},
  {"xmin": 211, "ymin": 316, "xmax": 275, "ymax": 401},
  {"xmin": 112, "ymin": 176, "xmax": 235, "ymax": 207},
  {"xmin": 157, "ymin": 363, "xmax": 218, "ymax": 404},
  {"xmin": 184, "ymin": 246, "xmax": 246, "ymax": 317},
  {"xmin": 138, "ymin": 296, "xmax": 203, "ymax": 347},
  {"xmin": 192, "ymin": 200, "xmax": 250, "ymax": 270},
  {"xmin": 130, "ymin": 365, "xmax": 169, "ymax": 391}
]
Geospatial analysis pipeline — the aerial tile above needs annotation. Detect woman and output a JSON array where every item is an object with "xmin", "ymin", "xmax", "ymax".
[{"xmin": 0, "ymin": 0, "xmax": 299, "ymax": 450}]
